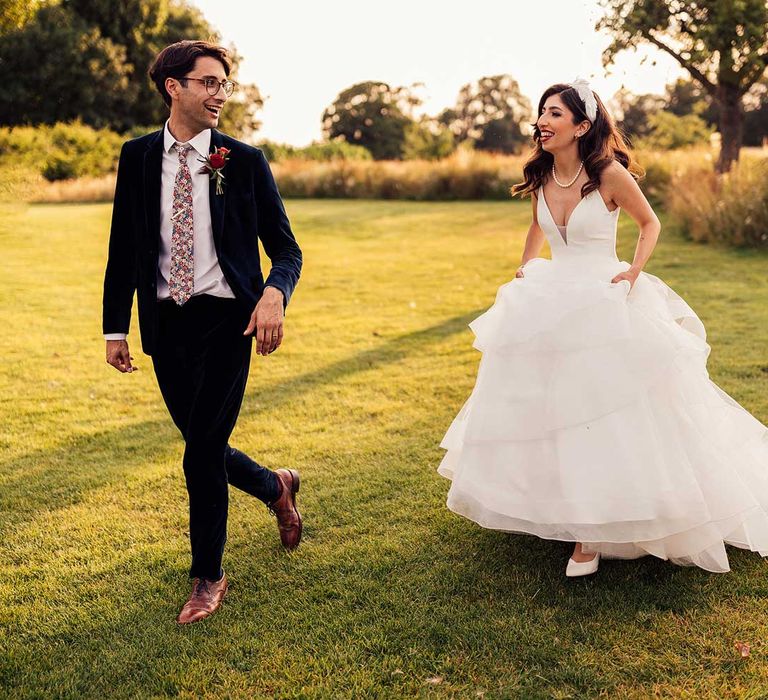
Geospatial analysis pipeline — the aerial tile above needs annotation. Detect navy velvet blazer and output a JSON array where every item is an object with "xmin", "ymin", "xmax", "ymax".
[{"xmin": 102, "ymin": 129, "xmax": 302, "ymax": 355}]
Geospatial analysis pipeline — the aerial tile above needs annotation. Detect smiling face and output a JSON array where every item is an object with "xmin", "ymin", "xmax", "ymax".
[
  {"xmin": 166, "ymin": 56, "xmax": 229, "ymax": 133},
  {"xmin": 536, "ymin": 93, "xmax": 589, "ymax": 152}
]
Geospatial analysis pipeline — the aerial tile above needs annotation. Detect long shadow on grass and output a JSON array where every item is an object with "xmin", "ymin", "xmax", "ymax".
[
  {"xmin": 0, "ymin": 419, "xmax": 178, "ymax": 533},
  {"xmin": 239, "ymin": 309, "xmax": 482, "ymax": 418},
  {"xmin": 0, "ymin": 310, "xmax": 481, "ymax": 536},
  {"xmin": 5, "ymin": 401, "xmax": 766, "ymax": 696},
  {"xmin": 4, "ymin": 458, "xmax": 763, "ymax": 699}
]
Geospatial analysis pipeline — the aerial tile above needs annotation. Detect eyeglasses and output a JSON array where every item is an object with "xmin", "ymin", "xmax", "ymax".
[{"xmin": 178, "ymin": 76, "xmax": 237, "ymax": 98}]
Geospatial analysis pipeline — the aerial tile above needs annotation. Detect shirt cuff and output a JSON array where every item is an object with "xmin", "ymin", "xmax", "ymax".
[{"xmin": 104, "ymin": 333, "xmax": 127, "ymax": 341}]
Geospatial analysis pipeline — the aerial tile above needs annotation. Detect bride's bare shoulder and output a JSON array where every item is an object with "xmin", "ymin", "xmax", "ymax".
[
  {"xmin": 600, "ymin": 160, "xmax": 638, "ymax": 201},
  {"xmin": 601, "ymin": 160, "xmax": 635, "ymax": 186}
]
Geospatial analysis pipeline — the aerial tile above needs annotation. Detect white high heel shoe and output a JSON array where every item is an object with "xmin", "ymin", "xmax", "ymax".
[{"xmin": 566, "ymin": 552, "xmax": 600, "ymax": 577}]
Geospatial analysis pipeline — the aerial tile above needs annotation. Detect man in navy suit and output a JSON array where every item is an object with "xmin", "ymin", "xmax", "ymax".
[{"xmin": 103, "ymin": 40, "xmax": 303, "ymax": 624}]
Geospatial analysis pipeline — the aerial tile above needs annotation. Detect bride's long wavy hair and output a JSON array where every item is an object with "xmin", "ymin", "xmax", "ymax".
[{"xmin": 511, "ymin": 83, "xmax": 643, "ymax": 199}]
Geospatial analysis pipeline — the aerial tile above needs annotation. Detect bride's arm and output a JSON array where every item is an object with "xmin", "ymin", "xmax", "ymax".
[
  {"xmin": 605, "ymin": 161, "xmax": 661, "ymax": 286},
  {"xmin": 516, "ymin": 194, "xmax": 547, "ymax": 278}
]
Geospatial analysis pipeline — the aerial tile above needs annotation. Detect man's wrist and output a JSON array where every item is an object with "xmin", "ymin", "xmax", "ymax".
[
  {"xmin": 264, "ymin": 285, "xmax": 284, "ymax": 301},
  {"xmin": 105, "ymin": 334, "xmax": 127, "ymax": 341}
]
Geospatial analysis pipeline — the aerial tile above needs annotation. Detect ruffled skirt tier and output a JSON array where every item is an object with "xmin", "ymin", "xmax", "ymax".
[{"xmin": 439, "ymin": 256, "xmax": 768, "ymax": 572}]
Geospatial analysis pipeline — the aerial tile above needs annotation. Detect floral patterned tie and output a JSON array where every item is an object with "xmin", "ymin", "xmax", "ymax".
[{"xmin": 169, "ymin": 143, "xmax": 194, "ymax": 305}]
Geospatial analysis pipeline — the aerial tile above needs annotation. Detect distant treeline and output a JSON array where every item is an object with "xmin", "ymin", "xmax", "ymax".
[{"xmin": 2, "ymin": 0, "xmax": 767, "ymax": 173}]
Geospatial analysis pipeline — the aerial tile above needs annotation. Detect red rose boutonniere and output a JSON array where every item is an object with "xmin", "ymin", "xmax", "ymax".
[{"xmin": 198, "ymin": 146, "xmax": 231, "ymax": 195}]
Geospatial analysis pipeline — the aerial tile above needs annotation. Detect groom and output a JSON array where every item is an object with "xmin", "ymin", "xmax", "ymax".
[{"xmin": 103, "ymin": 40, "xmax": 303, "ymax": 624}]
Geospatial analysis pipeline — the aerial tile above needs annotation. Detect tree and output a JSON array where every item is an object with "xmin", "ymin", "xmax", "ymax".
[
  {"xmin": 612, "ymin": 80, "xmax": 721, "ymax": 146},
  {"xmin": 322, "ymin": 81, "xmax": 419, "ymax": 160},
  {"xmin": 0, "ymin": 0, "xmax": 43, "ymax": 33},
  {"xmin": 474, "ymin": 117, "xmax": 529, "ymax": 154},
  {"xmin": 62, "ymin": 0, "xmax": 217, "ymax": 129},
  {"xmin": 402, "ymin": 118, "xmax": 455, "ymax": 160},
  {"xmin": 598, "ymin": 0, "xmax": 768, "ymax": 172},
  {"xmin": 637, "ymin": 111, "xmax": 713, "ymax": 149},
  {"xmin": 0, "ymin": 5, "xmax": 132, "ymax": 128},
  {"xmin": 611, "ymin": 89, "xmax": 665, "ymax": 144},
  {"xmin": 665, "ymin": 78, "xmax": 706, "ymax": 117},
  {"xmin": 743, "ymin": 82, "xmax": 768, "ymax": 146},
  {"xmin": 440, "ymin": 74, "xmax": 531, "ymax": 152},
  {"xmin": 743, "ymin": 101, "xmax": 768, "ymax": 146},
  {"xmin": 218, "ymin": 83, "xmax": 263, "ymax": 143},
  {"xmin": 0, "ymin": 0, "xmax": 263, "ymax": 138}
]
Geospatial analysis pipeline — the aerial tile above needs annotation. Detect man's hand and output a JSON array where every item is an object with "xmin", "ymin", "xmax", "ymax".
[
  {"xmin": 106, "ymin": 339, "xmax": 137, "ymax": 373},
  {"xmin": 244, "ymin": 286, "xmax": 285, "ymax": 356}
]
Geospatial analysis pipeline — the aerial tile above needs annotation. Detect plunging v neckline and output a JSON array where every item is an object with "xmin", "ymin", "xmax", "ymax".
[{"xmin": 540, "ymin": 188, "xmax": 589, "ymax": 245}]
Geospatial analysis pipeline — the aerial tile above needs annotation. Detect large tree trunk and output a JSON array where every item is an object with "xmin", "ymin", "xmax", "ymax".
[{"xmin": 716, "ymin": 86, "xmax": 744, "ymax": 174}]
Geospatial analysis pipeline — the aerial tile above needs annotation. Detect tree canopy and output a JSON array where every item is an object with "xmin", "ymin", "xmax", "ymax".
[
  {"xmin": 322, "ymin": 82, "xmax": 420, "ymax": 160},
  {"xmin": 440, "ymin": 75, "xmax": 532, "ymax": 153},
  {"xmin": 0, "ymin": 0, "xmax": 262, "ymax": 138},
  {"xmin": 638, "ymin": 111, "xmax": 713, "ymax": 149},
  {"xmin": 612, "ymin": 89, "xmax": 666, "ymax": 143},
  {"xmin": 598, "ymin": 0, "xmax": 768, "ymax": 171},
  {"xmin": 0, "ymin": 6, "xmax": 132, "ymax": 129},
  {"xmin": 402, "ymin": 118, "xmax": 455, "ymax": 161},
  {"xmin": 0, "ymin": 0, "xmax": 43, "ymax": 33}
]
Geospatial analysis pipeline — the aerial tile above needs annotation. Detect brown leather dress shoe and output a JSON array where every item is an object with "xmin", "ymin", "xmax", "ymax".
[
  {"xmin": 176, "ymin": 573, "xmax": 228, "ymax": 625},
  {"xmin": 269, "ymin": 468, "xmax": 303, "ymax": 550}
]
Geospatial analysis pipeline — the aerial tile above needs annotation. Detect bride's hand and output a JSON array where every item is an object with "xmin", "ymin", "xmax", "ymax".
[
  {"xmin": 611, "ymin": 267, "xmax": 640, "ymax": 289},
  {"xmin": 515, "ymin": 265, "xmax": 525, "ymax": 279}
]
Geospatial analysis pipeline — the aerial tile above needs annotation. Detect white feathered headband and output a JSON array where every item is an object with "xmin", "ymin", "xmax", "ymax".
[{"xmin": 568, "ymin": 78, "xmax": 597, "ymax": 122}]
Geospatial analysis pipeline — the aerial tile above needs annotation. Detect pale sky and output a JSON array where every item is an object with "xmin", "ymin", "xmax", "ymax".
[{"xmin": 190, "ymin": 0, "xmax": 684, "ymax": 146}]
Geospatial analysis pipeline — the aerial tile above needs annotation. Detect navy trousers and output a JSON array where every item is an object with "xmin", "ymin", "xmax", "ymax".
[{"xmin": 152, "ymin": 295, "xmax": 280, "ymax": 580}]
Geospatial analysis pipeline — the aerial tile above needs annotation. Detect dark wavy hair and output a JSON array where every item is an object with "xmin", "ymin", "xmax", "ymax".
[
  {"xmin": 511, "ymin": 83, "xmax": 643, "ymax": 199},
  {"xmin": 149, "ymin": 40, "xmax": 232, "ymax": 108}
]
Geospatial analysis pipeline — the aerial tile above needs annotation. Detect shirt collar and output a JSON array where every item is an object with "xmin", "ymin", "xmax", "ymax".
[{"xmin": 163, "ymin": 121, "xmax": 212, "ymax": 159}]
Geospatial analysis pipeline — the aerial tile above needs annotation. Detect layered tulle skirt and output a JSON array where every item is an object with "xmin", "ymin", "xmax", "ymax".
[{"xmin": 439, "ymin": 255, "xmax": 768, "ymax": 572}]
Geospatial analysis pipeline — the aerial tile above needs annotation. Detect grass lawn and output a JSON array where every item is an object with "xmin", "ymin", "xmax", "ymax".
[{"xmin": 1, "ymin": 198, "xmax": 768, "ymax": 699}]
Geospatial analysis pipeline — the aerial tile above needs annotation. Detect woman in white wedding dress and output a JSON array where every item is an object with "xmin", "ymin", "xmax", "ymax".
[{"xmin": 438, "ymin": 80, "xmax": 768, "ymax": 577}]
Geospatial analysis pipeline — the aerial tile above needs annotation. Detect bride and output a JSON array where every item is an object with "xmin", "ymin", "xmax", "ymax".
[{"xmin": 438, "ymin": 80, "xmax": 768, "ymax": 577}]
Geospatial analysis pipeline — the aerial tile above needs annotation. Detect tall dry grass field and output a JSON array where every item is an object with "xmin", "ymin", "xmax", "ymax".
[{"xmin": 666, "ymin": 155, "xmax": 768, "ymax": 248}]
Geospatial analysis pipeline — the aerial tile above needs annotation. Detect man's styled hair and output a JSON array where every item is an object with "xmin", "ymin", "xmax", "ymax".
[{"xmin": 149, "ymin": 40, "xmax": 232, "ymax": 107}]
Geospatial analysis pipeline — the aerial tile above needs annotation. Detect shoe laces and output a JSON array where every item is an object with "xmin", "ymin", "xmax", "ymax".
[
  {"xmin": 267, "ymin": 479, "xmax": 285, "ymax": 518},
  {"xmin": 193, "ymin": 579, "xmax": 211, "ymax": 597}
]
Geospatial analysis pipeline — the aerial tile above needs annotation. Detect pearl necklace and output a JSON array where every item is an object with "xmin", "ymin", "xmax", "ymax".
[{"xmin": 552, "ymin": 160, "xmax": 584, "ymax": 188}]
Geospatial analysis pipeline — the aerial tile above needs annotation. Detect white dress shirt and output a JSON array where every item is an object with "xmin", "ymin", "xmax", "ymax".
[{"xmin": 105, "ymin": 122, "xmax": 234, "ymax": 341}]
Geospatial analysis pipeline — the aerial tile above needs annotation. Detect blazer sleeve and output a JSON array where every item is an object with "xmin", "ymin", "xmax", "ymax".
[
  {"xmin": 102, "ymin": 143, "xmax": 137, "ymax": 334},
  {"xmin": 253, "ymin": 150, "xmax": 302, "ymax": 306}
]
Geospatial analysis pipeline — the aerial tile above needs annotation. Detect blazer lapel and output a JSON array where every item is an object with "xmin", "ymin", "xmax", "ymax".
[
  {"xmin": 208, "ymin": 129, "xmax": 227, "ymax": 252},
  {"xmin": 142, "ymin": 130, "xmax": 163, "ymax": 250}
]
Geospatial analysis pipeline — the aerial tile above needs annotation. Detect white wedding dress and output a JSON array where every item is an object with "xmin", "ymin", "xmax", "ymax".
[{"xmin": 438, "ymin": 186, "xmax": 768, "ymax": 572}]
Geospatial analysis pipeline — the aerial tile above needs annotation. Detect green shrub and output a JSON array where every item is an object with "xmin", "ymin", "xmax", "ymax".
[
  {"xmin": 0, "ymin": 121, "xmax": 124, "ymax": 181},
  {"xmin": 402, "ymin": 121, "xmax": 456, "ymax": 161},
  {"xmin": 42, "ymin": 152, "xmax": 78, "ymax": 181},
  {"xmin": 258, "ymin": 139, "xmax": 372, "ymax": 162},
  {"xmin": 636, "ymin": 112, "xmax": 713, "ymax": 150},
  {"xmin": 0, "ymin": 125, "xmax": 49, "ymax": 169},
  {"xmin": 125, "ymin": 124, "xmax": 163, "ymax": 140}
]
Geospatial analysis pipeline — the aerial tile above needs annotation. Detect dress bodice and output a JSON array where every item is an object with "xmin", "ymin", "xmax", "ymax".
[{"xmin": 538, "ymin": 186, "xmax": 620, "ymax": 261}]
